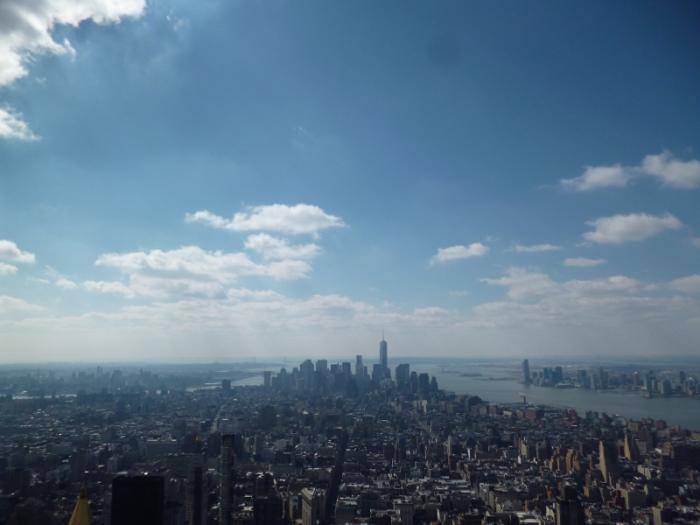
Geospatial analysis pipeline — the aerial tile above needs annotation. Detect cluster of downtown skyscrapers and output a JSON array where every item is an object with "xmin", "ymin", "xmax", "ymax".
[{"xmin": 267, "ymin": 338, "xmax": 438, "ymax": 398}]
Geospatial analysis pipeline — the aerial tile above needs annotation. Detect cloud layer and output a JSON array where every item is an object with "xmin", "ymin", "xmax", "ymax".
[
  {"xmin": 513, "ymin": 243, "xmax": 561, "ymax": 253},
  {"xmin": 0, "ymin": 240, "xmax": 35, "ymax": 264},
  {"xmin": 93, "ymin": 245, "xmax": 313, "ymax": 298},
  {"xmin": 186, "ymin": 204, "xmax": 345, "ymax": 236},
  {"xmin": 564, "ymin": 257, "xmax": 606, "ymax": 267},
  {"xmin": 583, "ymin": 213, "xmax": 682, "ymax": 244},
  {"xmin": 0, "ymin": 107, "xmax": 39, "ymax": 141},
  {"xmin": 0, "ymin": 0, "xmax": 145, "ymax": 87},
  {"xmin": 561, "ymin": 151, "xmax": 700, "ymax": 191},
  {"xmin": 431, "ymin": 243, "xmax": 489, "ymax": 264}
]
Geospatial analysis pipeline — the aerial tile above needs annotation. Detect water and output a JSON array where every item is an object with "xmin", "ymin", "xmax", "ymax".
[
  {"xmin": 416, "ymin": 363, "xmax": 700, "ymax": 431},
  {"xmin": 232, "ymin": 362, "xmax": 700, "ymax": 431}
]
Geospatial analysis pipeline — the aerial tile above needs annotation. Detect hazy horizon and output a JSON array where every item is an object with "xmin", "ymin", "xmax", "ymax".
[{"xmin": 2, "ymin": 1, "xmax": 700, "ymax": 362}]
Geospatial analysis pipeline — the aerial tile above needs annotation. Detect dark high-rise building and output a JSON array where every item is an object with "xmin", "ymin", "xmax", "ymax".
[
  {"xmin": 221, "ymin": 379, "xmax": 231, "ymax": 391},
  {"xmin": 554, "ymin": 366, "xmax": 564, "ymax": 383},
  {"xmin": 379, "ymin": 336, "xmax": 388, "ymax": 376},
  {"xmin": 111, "ymin": 475, "xmax": 165, "ymax": 525},
  {"xmin": 220, "ymin": 434, "xmax": 235, "ymax": 525},
  {"xmin": 556, "ymin": 497, "xmax": 584, "ymax": 525},
  {"xmin": 355, "ymin": 355, "xmax": 363, "ymax": 376},
  {"xmin": 189, "ymin": 467, "xmax": 205, "ymax": 525},
  {"xmin": 315, "ymin": 359, "xmax": 328, "ymax": 375},
  {"xmin": 522, "ymin": 359, "xmax": 531, "ymax": 384},
  {"xmin": 300, "ymin": 360, "xmax": 315, "ymax": 391},
  {"xmin": 263, "ymin": 371, "xmax": 272, "ymax": 388},
  {"xmin": 254, "ymin": 495, "xmax": 284, "ymax": 525},
  {"xmin": 409, "ymin": 371, "xmax": 418, "ymax": 394},
  {"xmin": 395, "ymin": 364, "xmax": 410, "ymax": 390},
  {"xmin": 418, "ymin": 373, "xmax": 430, "ymax": 397}
]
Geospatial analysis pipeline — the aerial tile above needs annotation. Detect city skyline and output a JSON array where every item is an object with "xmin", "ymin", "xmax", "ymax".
[{"xmin": 2, "ymin": 1, "xmax": 700, "ymax": 362}]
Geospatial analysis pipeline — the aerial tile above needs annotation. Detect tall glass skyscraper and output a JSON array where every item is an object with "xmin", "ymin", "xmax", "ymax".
[{"xmin": 379, "ymin": 336, "xmax": 388, "ymax": 371}]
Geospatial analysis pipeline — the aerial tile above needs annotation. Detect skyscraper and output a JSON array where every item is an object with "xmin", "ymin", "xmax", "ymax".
[
  {"xmin": 522, "ymin": 359, "xmax": 531, "ymax": 385},
  {"xmin": 111, "ymin": 476, "xmax": 164, "ymax": 525},
  {"xmin": 598, "ymin": 439, "xmax": 619, "ymax": 484},
  {"xmin": 189, "ymin": 467, "xmax": 205, "ymax": 525},
  {"xmin": 220, "ymin": 434, "xmax": 235, "ymax": 525},
  {"xmin": 379, "ymin": 336, "xmax": 388, "ymax": 373},
  {"xmin": 355, "ymin": 355, "xmax": 363, "ymax": 376},
  {"xmin": 395, "ymin": 364, "xmax": 410, "ymax": 391}
]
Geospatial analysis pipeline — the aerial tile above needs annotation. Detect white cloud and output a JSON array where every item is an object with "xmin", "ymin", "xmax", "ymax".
[
  {"xmin": 82, "ymin": 280, "xmax": 135, "ymax": 297},
  {"xmin": 472, "ymin": 268, "xmax": 697, "ymax": 331},
  {"xmin": 641, "ymin": 151, "xmax": 700, "ymax": 189},
  {"xmin": 560, "ymin": 151, "xmax": 700, "ymax": 192},
  {"xmin": 481, "ymin": 267, "xmax": 558, "ymax": 300},
  {"xmin": 561, "ymin": 165, "xmax": 631, "ymax": 192},
  {"xmin": 3, "ymin": 270, "xmax": 700, "ymax": 360},
  {"xmin": 564, "ymin": 275, "xmax": 646, "ymax": 294},
  {"xmin": 0, "ymin": 107, "xmax": 38, "ymax": 141},
  {"xmin": 669, "ymin": 275, "xmax": 700, "ymax": 294},
  {"xmin": 0, "ymin": 0, "xmax": 145, "ymax": 88},
  {"xmin": 431, "ymin": 243, "xmax": 489, "ymax": 264},
  {"xmin": 564, "ymin": 257, "xmax": 606, "ymax": 267},
  {"xmin": 93, "ymin": 245, "xmax": 312, "ymax": 298},
  {"xmin": 244, "ymin": 233, "xmax": 320, "ymax": 261},
  {"xmin": 186, "ymin": 204, "xmax": 345, "ymax": 236},
  {"xmin": 55, "ymin": 277, "xmax": 77, "ymax": 290},
  {"xmin": 583, "ymin": 213, "xmax": 682, "ymax": 244},
  {"xmin": 0, "ymin": 295, "xmax": 44, "ymax": 315},
  {"xmin": 226, "ymin": 288, "xmax": 284, "ymax": 301},
  {"xmin": 512, "ymin": 243, "xmax": 561, "ymax": 253},
  {"xmin": 0, "ymin": 240, "xmax": 35, "ymax": 264},
  {"xmin": 0, "ymin": 262, "xmax": 18, "ymax": 275}
]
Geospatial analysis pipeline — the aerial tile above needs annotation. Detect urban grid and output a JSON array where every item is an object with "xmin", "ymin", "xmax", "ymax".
[{"xmin": 1, "ymin": 339, "xmax": 699, "ymax": 525}]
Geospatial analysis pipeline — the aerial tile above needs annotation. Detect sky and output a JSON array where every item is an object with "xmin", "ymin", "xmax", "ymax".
[{"xmin": 1, "ymin": 0, "xmax": 700, "ymax": 363}]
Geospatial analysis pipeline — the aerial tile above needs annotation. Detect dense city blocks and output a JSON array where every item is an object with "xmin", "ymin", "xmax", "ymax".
[{"xmin": 1, "ymin": 348, "xmax": 700, "ymax": 524}]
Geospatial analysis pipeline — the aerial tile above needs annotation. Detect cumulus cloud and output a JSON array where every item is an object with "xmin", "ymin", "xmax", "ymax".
[
  {"xmin": 0, "ymin": 295, "xmax": 44, "ymax": 315},
  {"xmin": 91, "ymin": 245, "xmax": 313, "ymax": 298},
  {"xmin": 244, "ymin": 234, "xmax": 320, "ymax": 261},
  {"xmin": 0, "ymin": 262, "xmax": 18, "ymax": 275},
  {"xmin": 512, "ymin": 243, "xmax": 561, "ymax": 253},
  {"xmin": 431, "ymin": 243, "xmax": 489, "ymax": 264},
  {"xmin": 564, "ymin": 276, "xmax": 646, "ymax": 294},
  {"xmin": 560, "ymin": 151, "xmax": 700, "ymax": 191},
  {"xmin": 641, "ymin": 151, "xmax": 700, "ymax": 189},
  {"xmin": 0, "ymin": 292, "xmax": 452, "ymax": 348},
  {"xmin": 186, "ymin": 204, "xmax": 345, "ymax": 236},
  {"xmin": 55, "ymin": 277, "xmax": 78, "ymax": 290},
  {"xmin": 561, "ymin": 165, "xmax": 631, "ymax": 192},
  {"xmin": 0, "ymin": 0, "xmax": 145, "ymax": 87},
  {"xmin": 481, "ymin": 267, "xmax": 558, "ymax": 300},
  {"xmin": 0, "ymin": 240, "xmax": 35, "ymax": 264},
  {"xmin": 473, "ymin": 268, "xmax": 697, "ymax": 330},
  {"xmin": 82, "ymin": 280, "xmax": 133, "ymax": 296},
  {"xmin": 669, "ymin": 275, "xmax": 700, "ymax": 294},
  {"xmin": 583, "ymin": 213, "xmax": 682, "ymax": 244},
  {"xmin": 564, "ymin": 257, "xmax": 606, "ymax": 267},
  {"xmin": 0, "ymin": 107, "xmax": 39, "ymax": 141}
]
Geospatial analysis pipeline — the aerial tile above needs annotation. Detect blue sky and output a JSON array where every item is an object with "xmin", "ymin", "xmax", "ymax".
[{"xmin": 1, "ymin": 0, "xmax": 700, "ymax": 362}]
